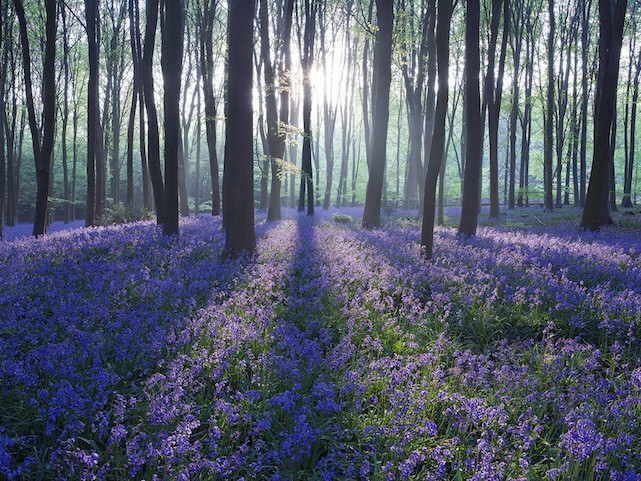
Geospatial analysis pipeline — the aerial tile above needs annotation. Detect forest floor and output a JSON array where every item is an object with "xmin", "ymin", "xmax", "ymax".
[{"xmin": 1, "ymin": 207, "xmax": 640, "ymax": 480}]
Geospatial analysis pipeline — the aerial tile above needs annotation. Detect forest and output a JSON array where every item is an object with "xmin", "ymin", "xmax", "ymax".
[{"xmin": 1, "ymin": 0, "xmax": 640, "ymax": 479}]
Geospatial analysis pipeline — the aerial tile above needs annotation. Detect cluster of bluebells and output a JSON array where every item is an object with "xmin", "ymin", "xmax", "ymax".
[{"xmin": 1, "ymin": 213, "xmax": 640, "ymax": 480}]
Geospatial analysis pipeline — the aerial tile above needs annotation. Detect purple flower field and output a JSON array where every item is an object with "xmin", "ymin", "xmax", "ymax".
[{"xmin": 1, "ymin": 213, "xmax": 640, "ymax": 480}]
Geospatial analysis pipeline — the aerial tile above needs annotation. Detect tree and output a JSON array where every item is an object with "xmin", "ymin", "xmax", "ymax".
[
  {"xmin": 420, "ymin": 0, "xmax": 453, "ymax": 258},
  {"xmin": 399, "ymin": 0, "xmax": 432, "ymax": 214},
  {"xmin": 142, "ymin": 0, "xmax": 165, "ymax": 224},
  {"xmin": 223, "ymin": 0, "xmax": 256, "ymax": 256},
  {"xmin": 14, "ymin": 0, "xmax": 57, "ymax": 236},
  {"xmin": 125, "ymin": 0, "xmax": 140, "ymax": 208},
  {"xmin": 261, "ymin": 0, "xmax": 295, "ymax": 221},
  {"xmin": 161, "ymin": 0, "xmax": 185, "ymax": 235},
  {"xmin": 362, "ymin": 0, "xmax": 394, "ymax": 228},
  {"xmin": 85, "ymin": 0, "xmax": 100, "ymax": 226},
  {"xmin": 319, "ymin": 1, "xmax": 340, "ymax": 211},
  {"xmin": 298, "ymin": 0, "xmax": 318, "ymax": 215},
  {"xmin": 61, "ymin": 4, "xmax": 71, "ymax": 223},
  {"xmin": 197, "ymin": 0, "xmax": 221, "ymax": 216},
  {"xmin": 543, "ymin": 0, "xmax": 554, "ymax": 211},
  {"xmin": 485, "ymin": 0, "xmax": 508, "ymax": 219},
  {"xmin": 581, "ymin": 0, "xmax": 627, "ymax": 230},
  {"xmin": 0, "ymin": 3, "xmax": 5, "ymax": 239},
  {"xmin": 458, "ymin": 0, "xmax": 482, "ymax": 236}
]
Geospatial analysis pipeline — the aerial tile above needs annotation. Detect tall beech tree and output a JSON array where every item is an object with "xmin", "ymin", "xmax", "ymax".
[
  {"xmin": 458, "ymin": 0, "xmax": 482, "ymax": 236},
  {"xmin": 61, "ymin": 4, "xmax": 71, "ymax": 223},
  {"xmin": 581, "ymin": 0, "xmax": 627, "ymax": 230},
  {"xmin": 543, "ymin": 0, "xmax": 555, "ymax": 211},
  {"xmin": 298, "ymin": 0, "xmax": 318, "ymax": 215},
  {"xmin": 161, "ymin": 0, "xmax": 185, "ymax": 236},
  {"xmin": 85, "ymin": 0, "xmax": 100, "ymax": 225},
  {"xmin": 14, "ymin": 0, "xmax": 57, "ymax": 236},
  {"xmin": 125, "ymin": 0, "xmax": 141, "ymax": 208},
  {"xmin": 420, "ymin": 0, "xmax": 453, "ymax": 258},
  {"xmin": 223, "ymin": 0, "xmax": 256, "ymax": 256},
  {"xmin": 623, "ymin": 31, "xmax": 641, "ymax": 208},
  {"xmin": 261, "ymin": 0, "xmax": 295, "ymax": 221},
  {"xmin": 320, "ymin": 1, "xmax": 340, "ymax": 211},
  {"xmin": 485, "ymin": 0, "xmax": 508, "ymax": 219},
  {"xmin": 142, "ymin": 0, "xmax": 164, "ymax": 224},
  {"xmin": 362, "ymin": 0, "xmax": 393, "ymax": 228},
  {"xmin": 0, "ymin": 4, "xmax": 5, "ymax": 239},
  {"xmin": 399, "ymin": 0, "xmax": 431, "ymax": 214},
  {"xmin": 197, "ymin": 0, "xmax": 221, "ymax": 216}
]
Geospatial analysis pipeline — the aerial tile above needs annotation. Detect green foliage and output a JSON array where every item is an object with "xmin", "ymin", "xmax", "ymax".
[
  {"xmin": 98, "ymin": 203, "xmax": 154, "ymax": 226},
  {"xmin": 330, "ymin": 213, "xmax": 353, "ymax": 224}
]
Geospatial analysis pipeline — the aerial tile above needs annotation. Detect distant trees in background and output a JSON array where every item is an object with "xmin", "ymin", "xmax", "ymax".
[{"xmin": 0, "ymin": 0, "xmax": 639, "ymax": 250}]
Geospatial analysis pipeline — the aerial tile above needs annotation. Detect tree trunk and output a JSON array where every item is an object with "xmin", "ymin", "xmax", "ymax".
[
  {"xmin": 199, "ymin": 0, "xmax": 220, "ymax": 216},
  {"xmin": 33, "ymin": 0, "xmax": 56, "ymax": 236},
  {"xmin": 362, "ymin": 0, "xmax": 393, "ymax": 227},
  {"xmin": 299, "ymin": 0, "xmax": 317, "ymax": 216},
  {"xmin": 161, "ymin": 0, "xmax": 184, "ymax": 236},
  {"xmin": 543, "ymin": 0, "xmax": 555, "ymax": 211},
  {"xmin": 84, "ymin": 0, "xmax": 100, "ymax": 225},
  {"xmin": 61, "ymin": 6, "xmax": 70, "ymax": 223},
  {"xmin": 486, "ymin": 0, "xmax": 507, "ymax": 219},
  {"xmin": 458, "ymin": 0, "xmax": 483, "ymax": 235},
  {"xmin": 0, "ymin": 7, "xmax": 4, "ymax": 239},
  {"xmin": 125, "ymin": 0, "xmax": 140, "ymax": 208},
  {"xmin": 579, "ymin": 0, "xmax": 592, "ymax": 207},
  {"xmin": 581, "ymin": 0, "xmax": 626, "ymax": 229},
  {"xmin": 142, "ymin": 0, "xmax": 164, "ymax": 223},
  {"xmin": 421, "ymin": 0, "xmax": 452, "ymax": 258},
  {"xmin": 223, "ymin": 0, "xmax": 256, "ymax": 255}
]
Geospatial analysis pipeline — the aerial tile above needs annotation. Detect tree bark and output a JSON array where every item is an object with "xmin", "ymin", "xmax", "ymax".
[
  {"xmin": 581, "ymin": 0, "xmax": 626, "ymax": 229},
  {"xmin": 543, "ymin": 0, "xmax": 555, "ymax": 211},
  {"xmin": 223, "ymin": 0, "xmax": 256, "ymax": 256},
  {"xmin": 198, "ymin": 0, "xmax": 220, "ymax": 216},
  {"xmin": 458, "ymin": 0, "xmax": 483, "ymax": 236},
  {"xmin": 142, "ymin": 0, "xmax": 164, "ymax": 223},
  {"xmin": 487, "ymin": 0, "xmax": 508, "ymax": 219},
  {"xmin": 362, "ymin": 0, "xmax": 393, "ymax": 228},
  {"xmin": 421, "ymin": 0, "xmax": 453, "ymax": 258},
  {"xmin": 298, "ymin": 0, "xmax": 317, "ymax": 215},
  {"xmin": 161, "ymin": 0, "xmax": 185, "ymax": 235}
]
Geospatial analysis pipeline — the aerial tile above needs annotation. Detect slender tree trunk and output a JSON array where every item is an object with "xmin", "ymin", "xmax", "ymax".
[
  {"xmin": 571, "ymin": 41, "xmax": 580, "ymax": 206},
  {"xmin": 72, "ymin": 105, "xmax": 77, "ymax": 221},
  {"xmin": 126, "ymin": 0, "xmax": 139, "ymax": 208},
  {"xmin": 33, "ymin": 0, "xmax": 56, "ymax": 236},
  {"xmin": 299, "ymin": 0, "xmax": 317, "ymax": 215},
  {"xmin": 161, "ymin": 0, "xmax": 184, "ymax": 235},
  {"xmin": 486, "ymin": 0, "xmax": 507, "ymax": 219},
  {"xmin": 458, "ymin": 0, "xmax": 483, "ymax": 235},
  {"xmin": 609, "ymin": 107, "xmax": 618, "ymax": 211},
  {"xmin": 509, "ymin": 0, "xmax": 524, "ymax": 209},
  {"xmin": 199, "ymin": 0, "xmax": 220, "ymax": 216},
  {"xmin": 223, "ymin": 0, "xmax": 256, "ymax": 255},
  {"xmin": 581, "ymin": 0, "xmax": 626, "ymax": 229},
  {"xmin": 195, "ymin": 57, "xmax": 202, "ymax": 215},
  {"xmin": 543, "ymin": 0, "xmax": 555, "ymax": 211},
  {"xmin": 579, "ymin": 0, "xmax": 592, "ymax": 207},
  {"xmin": 142, "ymin": 0, "xmax": 164, "ymax": 223},
  {"xmin": 0, "ymin": 7, "xmax": 4, "ymax": 239},
  {"xmin": 422, "ymin": 0, "xmax": 437, "ymax": 212},
  {"xmin": 85, "ymin": 0, "xmax": 100, "ymax": 225},
  {"xmin": 623, "ymin": 66, "xmax": 639, "ymax": 207},
  {"xmin": 61, "ymin": 6, "xmax": 70, "ymax": 223},
  {"xmin": 289, "ymin": 96, "xmax": 299, "ymax": 207},
  {"xmin": 421, "ymin": 0, "xmax": 452, "ymax": 257},
  {"xmin": 362, "ymin": 0, "xmax": 393, "ymax": 227},
  {"xmin": 4, "ymin": 61, "xmax": 17, "ymax": 226}
]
